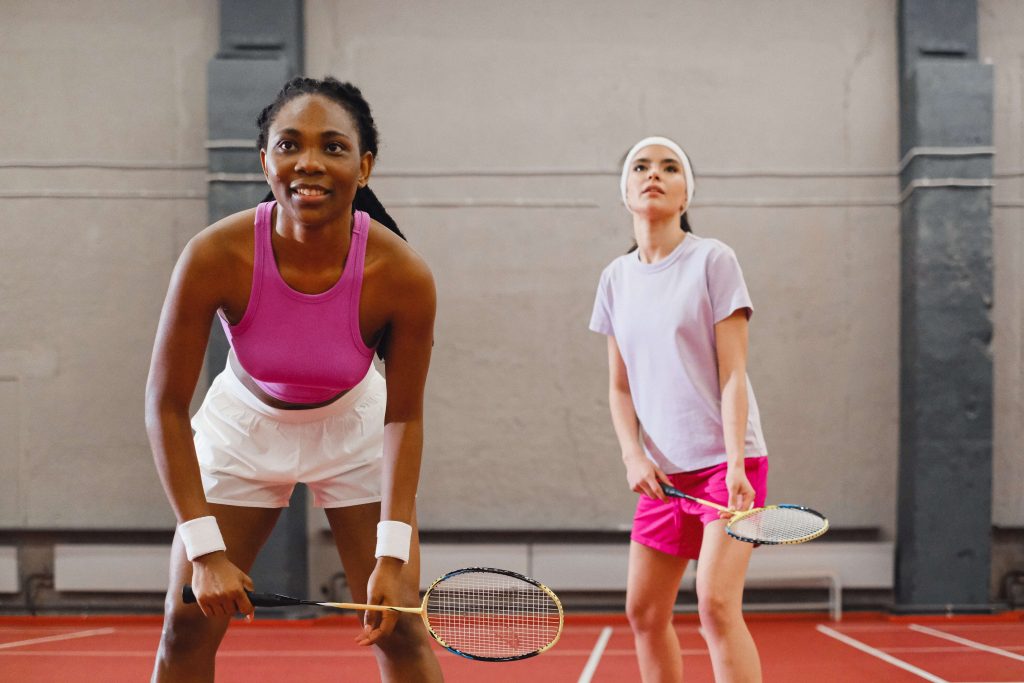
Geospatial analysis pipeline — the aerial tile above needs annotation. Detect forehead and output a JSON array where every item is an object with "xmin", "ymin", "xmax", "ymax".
[
  {"xmin": 632, "ymin": 144, "xmax": 682, "ymax": 164},
  {"xmin": 270, "ymin": 94, "xmax": 358, "ymax": 135}
]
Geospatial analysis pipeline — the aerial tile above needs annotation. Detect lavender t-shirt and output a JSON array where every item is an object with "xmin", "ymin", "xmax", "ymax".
[{"xmin": 589, "ymin": 234, "xmax": 768, "ymax": 473}]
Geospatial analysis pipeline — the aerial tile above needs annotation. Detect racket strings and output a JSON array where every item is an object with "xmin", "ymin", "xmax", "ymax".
[
  {"xmin": 729, "ymin": 506, "xmax": 827, "ymax": 543},
  {"xmin": 425, "ymin": 571, "xmax": 562, "ymax": 659}
]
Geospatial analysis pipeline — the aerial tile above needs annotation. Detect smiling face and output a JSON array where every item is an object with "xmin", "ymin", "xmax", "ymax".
[
  {"xmin": 260, "ymin": 94, "xmax": 373, "ymax": 225},
  {"xmin": 624, "ymin": 144, "xmax": 689, "ymax": 218}
]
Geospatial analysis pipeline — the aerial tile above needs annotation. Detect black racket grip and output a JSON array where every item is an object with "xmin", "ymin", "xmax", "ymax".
[
  {"xmin": 181, "ymin": 586, "xmax": 304, "ymax": 607},
  {"xmin": 661, "ymin": 483, "xmax": 687, "ymax": 498}
]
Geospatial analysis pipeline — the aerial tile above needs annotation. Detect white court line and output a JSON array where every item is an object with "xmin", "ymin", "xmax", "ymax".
[
  {"xmin": 0, "ymin": 627, "xmax": 116, "ymax": 650},
  {"xmin": 816, "ymin": 625, "xmax": 948, "ymax": 683},
  {"xmin": 577, "ymin": 626, "xmax": 613, "ymax": 683},
  {"xmin": 909, "ymin": 623, "xmax": 1024, "ymax": 663}
]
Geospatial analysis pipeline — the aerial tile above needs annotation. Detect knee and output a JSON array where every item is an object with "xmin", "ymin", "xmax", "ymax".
[
  {"xmin": 156, "ymin": 599, "xmax": 224, "ymax": 660},
  {"xmin": 626, "ymin": 595, "xmax": 672, "ymax": 635},
  {"xmin": 696, "ymin": 590, "xmax": 739, "ymax": 634},
  {"xmin": 373, "ymin": 615, "xmax": 434, "ymax": 660}
]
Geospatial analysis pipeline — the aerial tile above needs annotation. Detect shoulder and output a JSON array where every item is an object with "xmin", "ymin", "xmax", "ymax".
[
  {"xmin": 365, "ymin": 219, "xmax": 435, "ymax": 301},
  {"xmin": 689, "ymin": 235, "xmax": 739, "ymax": 265},
  {"xmin": 598, "ymin": 252, "xmax": 633, "ymax": 285},
  {"xmin": 177, "ymin": 207, "xmax": 257, "ymax": 280}
]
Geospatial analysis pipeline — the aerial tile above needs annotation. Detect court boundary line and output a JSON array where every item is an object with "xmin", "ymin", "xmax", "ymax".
[
  {"xmin": 576, "ymin": 625, "xmax": 612, "ymax": 683},
  {"xmin": 0, "ymin": 627, "xmax": 116, "ymax": 651},
  {"xmin": 909, "ymin": 623, "xmax": 1024, "ymax": 663},
  {"xmin": 816, "ymin": 624, "xmax": 948, "ymax": 682}
]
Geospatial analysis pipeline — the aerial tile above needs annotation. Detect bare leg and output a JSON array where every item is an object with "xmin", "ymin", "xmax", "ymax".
[
  {"xmin": 626, "ymin": 541, "xmax": 689, "ymax": 683},
  {"xmin": 151, "ymin": 504, "xmax": 282, "ymax": 683},
  {"xmin": 325, "ymin": 502, "xmax": 444, "ymax": 682},
  {"xmin": 695, "ymin": 521, "xmax": 762, "ymax": 683}
]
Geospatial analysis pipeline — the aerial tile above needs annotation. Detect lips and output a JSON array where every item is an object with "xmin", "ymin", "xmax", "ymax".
[{"xmin": 642, "ymin": 186, "xmax": 664, "ymax": 196}]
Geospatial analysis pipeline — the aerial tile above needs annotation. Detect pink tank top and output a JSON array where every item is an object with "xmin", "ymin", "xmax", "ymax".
[{"xmin": 220, "ymin": 201, "xmax": 375, "ymax": 403}]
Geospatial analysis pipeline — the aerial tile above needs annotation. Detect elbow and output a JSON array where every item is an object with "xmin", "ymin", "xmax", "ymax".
[{"xmin": 144, "ymin": 387, "xmax": 189, "ymax": 439}]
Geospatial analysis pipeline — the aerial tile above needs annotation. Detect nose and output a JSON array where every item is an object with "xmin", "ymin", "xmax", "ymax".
[{"xmin": 295, "ymin": 148, "xmax": 325, "ymax": 174}]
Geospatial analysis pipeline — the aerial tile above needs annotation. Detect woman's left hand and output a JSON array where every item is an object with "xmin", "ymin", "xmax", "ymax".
[
  {"xmin": 723, "ymin": 467, "xmax": 756, "ymax": 517},
  {"xmin": 355, "ymin": 557, "xmax": 404, "ymax": 646}
]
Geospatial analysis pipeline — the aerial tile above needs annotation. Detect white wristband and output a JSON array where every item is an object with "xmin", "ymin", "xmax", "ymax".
[
  {"xmin": 375, "ymin": 521, "xmax": 412, "ymax": 563},
  {"xmin": 178, "ymin": 516, "xmax": 227, "ymax": 561}
]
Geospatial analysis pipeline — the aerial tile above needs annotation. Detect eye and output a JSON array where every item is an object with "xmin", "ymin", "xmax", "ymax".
[
  {"xmin": 275, "ymin": 139, "xmax": 297, "ymax": 152},
  {"xmin": 325, "ymin": 142, "xmax": 347, "ymax": 154},
  {"xmin": 632, "ymin": 163, "xmax": 647, "ymax": 173},
  {"xmin": 664, "ymin": 165, "xmax": 680, "ymax": 173}
]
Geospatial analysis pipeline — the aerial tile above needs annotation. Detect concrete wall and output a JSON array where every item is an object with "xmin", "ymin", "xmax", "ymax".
[
  {"xmin": 306, "ymin": 0, "xmax": 904, "ymax": 532},
  {"xmin": 0, "ymin": 0, "xmax": 216, "ymax": 528},
  {"xmin": 0, "ymin": 0, "xmax": 1019, "ymax": 537},
  {"xmin": 980, "ymin": 0, "xmax": 1024, "ymax": 528}
]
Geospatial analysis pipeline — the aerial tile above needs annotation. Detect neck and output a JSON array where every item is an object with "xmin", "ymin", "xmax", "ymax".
[
  {"xmin": 633, "ymin": 214, "xmax": 686, "ymax": 264},
  {"xmin": 273, "ymin": 204, "xmax": 353, "ymax": 248}
]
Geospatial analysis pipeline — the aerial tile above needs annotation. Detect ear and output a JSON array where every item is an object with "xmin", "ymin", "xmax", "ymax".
[
  {"xmin": 260, "ymin": 148, "xmax": 270, "ymax": 181},
  {"xmin": 358, "ymin": 151, "xmax": 374, "ymax": 188}
]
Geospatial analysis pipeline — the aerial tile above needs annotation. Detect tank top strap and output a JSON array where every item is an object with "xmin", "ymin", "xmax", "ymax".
[
  {"xmin": 253, "ymin": 201, "xmax": 275, "ymax": 280},
  {"xmin": 343, "ymin": 210, "xmax": 371, "ymax": 351},
  {"xmin": 346, "ymin": 210, "xmax": 371, "ymax": 280}
]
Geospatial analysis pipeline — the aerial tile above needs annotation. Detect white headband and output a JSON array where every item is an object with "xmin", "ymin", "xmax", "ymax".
[{"xmin": 620, "ymin": 136, "xmax": 695, "ymax": 212}]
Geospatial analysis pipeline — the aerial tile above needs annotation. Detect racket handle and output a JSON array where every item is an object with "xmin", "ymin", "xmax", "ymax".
[
  {"xmin": 660, "ymin": 483, "xmax": 732, "ymax": 513},
  {"xmin": 181, "ymin": 586, "xmax": 304, "ymax": 608}
]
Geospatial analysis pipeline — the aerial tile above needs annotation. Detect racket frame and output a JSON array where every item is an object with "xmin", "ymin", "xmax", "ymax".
[
  {"xmin": 420, "ymin": 566, "xmax": 565, "ymax": 662},
  {"xmin": 661, "ymin": 483, "xmax": 829, "ymax": 545}
]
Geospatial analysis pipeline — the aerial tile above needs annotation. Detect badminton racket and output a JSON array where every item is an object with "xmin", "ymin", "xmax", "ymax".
[
  {"xmin": 183, "ymin": 566, "xmax": 563, "ymax": 662},
  {"xmin": 661, "ymin": 483, "xmax": 829, "ymax": 544}
]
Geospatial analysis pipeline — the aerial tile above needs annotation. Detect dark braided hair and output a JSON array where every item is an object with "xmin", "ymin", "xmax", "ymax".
[{"xmin": 257, "ymin": 76, "xmax": 405, "ymax": 240}]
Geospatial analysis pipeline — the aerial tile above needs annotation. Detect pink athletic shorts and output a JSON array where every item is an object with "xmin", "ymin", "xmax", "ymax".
[{"xmin": 631, "ymin": 456, "xmax": 768, "ymax": 559}]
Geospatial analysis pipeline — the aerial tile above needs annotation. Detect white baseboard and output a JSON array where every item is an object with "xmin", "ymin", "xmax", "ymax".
[
  {"xmin": 0, "ymin": 547, "xmax": 17, "ymax": 593},
  {"xmin": 423, "ymin": 541, "xmax": 893, "ymax": 593},
  {"xmin": 54, "ymin": 544, "xmax": 170, "ymax": 592}
]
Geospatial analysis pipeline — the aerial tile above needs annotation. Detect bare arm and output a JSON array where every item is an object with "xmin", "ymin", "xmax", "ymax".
[
  {"xmin": 145, "ymin": 230, "xmax": 254, "ymax": 617},
  {"xmin": 358, "ymin": 251, "xmax": 436, "ymax": 645},
  {"xmin": 714, "ymin": 310, "xmax": 755, "ymax": 511},
  {"xmin": 146, "ymin": 237, "xmax": 219, "ymax": 525},
  {"xmin": 607, "ymin": 335, "xmax": 670, "ymax": 500},
  {"xmin": 378, "ymin": 262, "xmax": 435, "ymax": 530}
]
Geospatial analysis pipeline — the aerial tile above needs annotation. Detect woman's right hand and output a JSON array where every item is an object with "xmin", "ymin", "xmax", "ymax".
[
  {"xmin": 189, "ymin": 551, "xmax": 255, "ymax": 620},
  {"xmin": 623, "ymin": 452, "xmax": 671, "ymax": 501}
]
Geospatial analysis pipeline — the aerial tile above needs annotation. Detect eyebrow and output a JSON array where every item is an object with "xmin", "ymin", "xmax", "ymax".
[
  {"xmin": 632, "ymin": 157, "xmax": 681, "ymax": 165},
  {"xmin": 275, "ymin": 127, "xmax": 354, "ymax": 140}
]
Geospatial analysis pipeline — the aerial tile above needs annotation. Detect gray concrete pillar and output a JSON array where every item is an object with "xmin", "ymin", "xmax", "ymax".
[{"xmin": 896, "ymin": 0, "xmax": 995, "ymax": 612}]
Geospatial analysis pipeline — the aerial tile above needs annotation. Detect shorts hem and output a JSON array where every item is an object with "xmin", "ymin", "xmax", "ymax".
[
  {"xmin": 204, "ymin": 496, "xmax": 290, "ymax": 509},
  {"xmin": 317, "ymin": 494, "xmax": 382, "ymax": 509},
  {"xmin": 631, "ymin": 533, "xmax": 697, "ymax": 560}
]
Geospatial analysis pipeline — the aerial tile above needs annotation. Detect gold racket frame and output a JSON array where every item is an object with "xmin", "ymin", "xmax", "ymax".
[
  {"xmin": 420, "ymin": 567, "xmax": 565, "ymax": 662},
  {"xmin": 724, "ymin": 504, "xmax": 830, "ymax": 545}
]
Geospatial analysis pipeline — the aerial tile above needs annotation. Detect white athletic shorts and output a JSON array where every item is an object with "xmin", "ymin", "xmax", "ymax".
[{"xmin": 191, "ymin": 360, "xmax": 386, "ymax": 508}]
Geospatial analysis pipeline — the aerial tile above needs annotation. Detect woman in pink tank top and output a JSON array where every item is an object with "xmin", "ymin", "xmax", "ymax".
[{"xmin": 146, "ymin": 77, "xmax": 443, "ymax": 682}]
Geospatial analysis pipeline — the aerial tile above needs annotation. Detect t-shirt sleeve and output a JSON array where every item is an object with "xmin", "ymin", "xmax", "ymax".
[
  {"xmin": 707, "ymin": 245, "xmax": 754, "ymax": 323},
  {"xmin": 589, "ymin": 270, "xmax": 615, "ymax": 336}
]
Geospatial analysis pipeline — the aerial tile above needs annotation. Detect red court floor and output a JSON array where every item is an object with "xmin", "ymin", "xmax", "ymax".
[{"xmin": 1, "ymin": 611, "xmax": 1022, "ymax": 682}]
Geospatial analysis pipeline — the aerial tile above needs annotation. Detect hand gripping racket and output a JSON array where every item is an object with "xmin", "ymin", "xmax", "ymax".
[
  {"xmin": 183, "ymin": 566, "xmax": 563, "ymax": 662},
  {"xmin": 661, "ymin": 483, "xmax": 829, "ymax": 544}
]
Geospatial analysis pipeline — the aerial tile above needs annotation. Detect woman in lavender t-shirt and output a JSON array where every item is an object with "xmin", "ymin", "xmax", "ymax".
[{"xmin": 590, "ymin": 136, "xmax": 768, "ymax": 682}]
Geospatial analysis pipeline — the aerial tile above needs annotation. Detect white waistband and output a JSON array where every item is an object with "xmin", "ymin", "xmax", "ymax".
[{"xmin": 217, "ymin": 357, "xmax": 383, "ymax": 424}]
